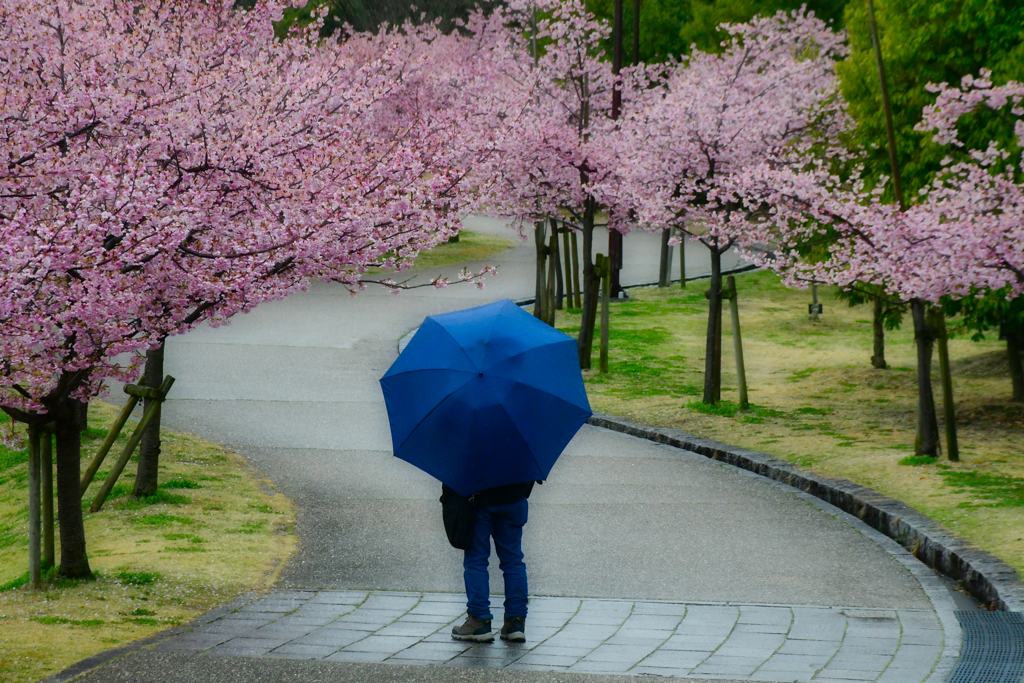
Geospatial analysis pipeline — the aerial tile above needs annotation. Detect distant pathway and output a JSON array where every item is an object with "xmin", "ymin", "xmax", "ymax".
[{"xmin": 81, "ymin": 217, "xmax": 963, "ymax": 683}]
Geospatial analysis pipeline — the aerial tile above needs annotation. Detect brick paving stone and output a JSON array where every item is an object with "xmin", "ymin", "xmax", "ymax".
[
  {"xmin": 152, "ymin": 634, "xmax": 233, "ymax": 653},
  {"xmin": 267, "ymin": 643, "xmax": 339, "ymax": 659},
  {"xmin": 637, "ymin": 648, "xmax": 709, "ymax": 669},
  {"xmin": 144, "ymin": 591, "xmax": 944, "ymax": 682},
  {"xmin": 514, "ymin": 653, "xmax": 581, "ymax": 667},
  {"xmin": 568, "ymin": 660, "xmax": 635, "ymax": 673},
  {"xmin": 622, "ymin": 614, "xmax": 682, "ymax": 630},
  {"xmin": 290, "ymin": 628, "xmax": 368, "ymax": 648},
  {"xmin": 755, "ymin": 653, "xmax": 827, "ymax": 672},
  {"xmin": 583, "ymin": 643, "xmax": 657, "ymax": 663},
  {"xmin": 777, "ymin": 639, "xmax": 841, "ymax": 656},
  {"xmin": 567, "ymin": 614, "xmax": 624, "ymax": 625},
  {"xmin": 342, "ymin": 635, "xmax": 421, "ymax": 653},
  {"xmin": 324, "ymin": 650, "xmax": 391, "ymax": 663},
  {"xmin": 375, "ymin": 621, "xmax": 444, "ymax": 637},
  {"xmin": 605, "ymin": 627, "xmax": 673, "ymax": 643},
  {"xmin": 739, "ymin": 606, "xmax": 792, "ymax": 625},
  {"xmin": 528, "ymin": 645, "xmax": 595, "ymax": 658},
  {"xmin": 692, "ymin": 655, "xmax": 764, "ymax": 677},
  {"xmin": 388, "ymin": 642, "xmax": 470, "ymax": 661},
  {"xmin": 632, "ymin": 602, "xmax": 688, "ymax": 617}
]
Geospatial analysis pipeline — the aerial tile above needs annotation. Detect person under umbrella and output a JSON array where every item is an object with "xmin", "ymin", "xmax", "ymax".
[{"xmin": 380, "ymin": 300, "xmax": 592, "ymax": 643}]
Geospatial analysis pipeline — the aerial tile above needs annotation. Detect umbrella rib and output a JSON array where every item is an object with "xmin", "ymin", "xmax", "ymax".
[
  {"xmin": 433, "ymin": 323, "xmax": 483, "ymax": 372},
  {"xmin": 481, "ymin": 338, "xmax": 573, "ymax": 373},
  {"xmin": 390, "ymin": 374, "xmax": 477, "ymax": 454}
]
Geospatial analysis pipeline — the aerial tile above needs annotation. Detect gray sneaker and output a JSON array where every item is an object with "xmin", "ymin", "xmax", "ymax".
[
  {"xmin": 452, "ymin": 614, "xmax": 494, "ymax": 642},
  {"xmin": 500, "ymin": 616, "xmax": 526, "ymax": 642}
]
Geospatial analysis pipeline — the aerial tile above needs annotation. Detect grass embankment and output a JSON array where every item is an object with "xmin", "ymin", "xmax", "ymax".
[
  {"xmin": 410, "ymin": 230, "xmax": 517, "ymax": 271},
  {"xmin": 553, "ymin": 269, "xmax": 1024, "ymax": 578},
  {"xmin": 364, "ymin": 229, "xmax": 517, "ymax": 276},
  {"xmin": 0, "ymin": 403, "xmax": 296, "ymax": 683}
]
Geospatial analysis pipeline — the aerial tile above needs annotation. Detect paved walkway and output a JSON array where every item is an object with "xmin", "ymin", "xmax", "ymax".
[
  {"xmin": 80, "ymin": 218, "xmax": 967, "ymax": 682},
  {"xmin": 151, "ymin": 590, "xmax": 947, "ymax": 682}
]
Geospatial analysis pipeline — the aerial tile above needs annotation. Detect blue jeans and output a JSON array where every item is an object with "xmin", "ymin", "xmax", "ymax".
[{"xmin": 463, "ymin": 499, "xmax": 528, "ymax": 620}]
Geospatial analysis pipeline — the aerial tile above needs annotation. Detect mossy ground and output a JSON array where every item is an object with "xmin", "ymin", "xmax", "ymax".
[
  {"xmin": 552, "ymin": 269, "xmax": 1024, "ymax": 577},
  {"xmin": 0, "ymin": 403, "xmax": 296, "ymax": 683}
]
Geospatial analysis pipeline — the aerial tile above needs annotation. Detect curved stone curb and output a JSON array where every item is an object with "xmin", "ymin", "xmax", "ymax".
[{"xmin": 586, "ymin": 412, "xmax": 1024, "ymax": 614}]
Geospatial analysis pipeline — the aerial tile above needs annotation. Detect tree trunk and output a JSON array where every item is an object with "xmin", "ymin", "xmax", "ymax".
[
  {"xmin": 75, "ymin": 400, "xmax": 89, "ymax": 432},
  {"xmin": 911, "ymin": 299, "xmax": 940, "ymax": 456},
  {"xmin": 134, "ymin": 343, "xmax": 165, "ymax": 497},
  {"xmin": 871, "ymin": 297, "xmax": 888, "ymax": 369},
  {"xmin": 1006, "ymin": 323, "xmax": 1024, "ymax": 402},
  {"xmin": 658, "ymin": 229, "xmax": 671, "ymax": 287},
  {"xmin": 577, "ymin": 199, "xmax": 599, "ymax": 369},
  {"xmin": 551, "ymin": 219, "xmax": 563, "ymax": 310},
  {"xmin": 534, "ymin": 221, "xmax": 547, "ymax": 321},
  {"xmin": 52, "ymin": 391, "xmax": 92, "ymax": 579},
  {"xmin": 702, "ymin": 246, "xmax": 723, "ymax": 404}
]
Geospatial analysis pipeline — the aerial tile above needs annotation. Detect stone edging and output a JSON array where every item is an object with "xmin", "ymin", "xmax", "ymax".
[{"xmin": 587, "ymin": 412, "xmax": 1024, "ymax": 614}]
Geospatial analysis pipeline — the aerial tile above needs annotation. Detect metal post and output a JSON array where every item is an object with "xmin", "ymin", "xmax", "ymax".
[
  {"xmin": 41, "ymin": 428, "xmax": 54, "ymax": 568},
  {"xmin": 727, "ymin": 276, "xmax": 748, "ymax": 409},
  {"xmin": 28, "ymin": 426, "xmax": 41, "ymax": 589}
]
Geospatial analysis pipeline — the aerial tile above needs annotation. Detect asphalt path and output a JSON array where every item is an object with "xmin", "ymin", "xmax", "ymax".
[{"xmin": 145, "ymin": 216, "xmax": 932, "ymax": 609}]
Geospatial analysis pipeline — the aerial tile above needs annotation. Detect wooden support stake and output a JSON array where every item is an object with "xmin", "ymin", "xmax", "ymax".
[
  {"xmin": 28, "ymin": 426, "xmax": 41, "ymax": 589},
  {"xmin": 932, "ymin": 311, "xmax": 959, "ymax": 461},
  {"xmin": 570, "ymin": 231, "xmax": 582, "ymax": 309},
  {"xmin": 561, "ymin": 227, "xmax": 574, "ymax": 308},
  {"xmin": 679, "ymin": 230, "xmax": 687, "ymax": 289},
  {"xmin": 41, "ymin": 428, "xmax": 54, "ymax": 568},
  {"xmin": 551, "ymin": 219, "xmax": 564, "ymax": 310},
  {"xmin": 727, "ymin": 276, "xmax": 749, "ymax": 410},
  {"xmin": 89, "ymin": 376, "xmax": 174, "ymax": 513},
  {"xmin": 546, "ymin": 234, "xmax": 558, "ymax": 326},
  {"xmin": 598, "ymin": 254, "xmax": 610, "ymax": 374},
  {"xmin": 810, "ymin": 283, "xmax": 821, "ymax": 323},
  {"xmin": 81, "ymin": 392, "xmax": 141, "ymax": 494}
]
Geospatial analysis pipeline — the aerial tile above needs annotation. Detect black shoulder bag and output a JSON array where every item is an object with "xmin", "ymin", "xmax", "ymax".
[{"xmin": 439, "ymin": 484, "xmax": 476, "ymax": 550}]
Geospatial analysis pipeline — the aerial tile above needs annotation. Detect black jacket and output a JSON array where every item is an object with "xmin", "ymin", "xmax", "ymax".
[{"xmin": 442, "ymin": 481, "xmax": 536, "ymax": 507}]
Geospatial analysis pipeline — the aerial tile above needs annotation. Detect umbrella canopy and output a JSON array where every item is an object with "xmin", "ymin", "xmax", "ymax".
[{"xmin": 380, "ymin": 299, "xmax": 592, "ymax": 496}]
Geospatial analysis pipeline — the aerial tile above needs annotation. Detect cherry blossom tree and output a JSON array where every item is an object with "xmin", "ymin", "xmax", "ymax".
[
  {"xmin": 473, "ymin": 0, "xmax": 624, "ymax": 368},
  {"xmin": 0, "ymin": 0, "xmax": 493, "ymax": 577},
  {"xmin": 746, "ymin": 71, "xmax": 1024, "ymax": 454},
  {"xmin": 598, "ymin": 9, "xmax": 850, "ymax": 403}
]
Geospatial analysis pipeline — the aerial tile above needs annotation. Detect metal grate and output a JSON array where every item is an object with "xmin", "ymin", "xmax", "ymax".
[{"xmin": 949, "ymin": 611, "xmax": 1024, "ymax": 683}]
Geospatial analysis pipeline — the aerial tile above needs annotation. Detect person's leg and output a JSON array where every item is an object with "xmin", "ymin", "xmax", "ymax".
[
  {"xmin": 462, "ymin": 506, "xmax": 494, "ymax": 621},
  {"xmin": 491, "ymin": 499, "xmax": 528, "ymax": 619}
]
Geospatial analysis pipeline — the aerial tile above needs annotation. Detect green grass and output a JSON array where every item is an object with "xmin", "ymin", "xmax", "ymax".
[
  {"xmin": 0, "ymin": 402, "xmax": 296, "ymax": 683},
  {"xmin": 132, "ymin": 514, "xmax": 193, "ymax": 527},
  {"xmin": 899, "ymin": 456, "xmax": 939, "ymax": 466}
]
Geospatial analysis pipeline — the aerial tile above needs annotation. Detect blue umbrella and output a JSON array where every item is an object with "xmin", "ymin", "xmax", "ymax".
[{"xmin": 379, "ymin": 299, "xmax": 592, "ymax": 497}]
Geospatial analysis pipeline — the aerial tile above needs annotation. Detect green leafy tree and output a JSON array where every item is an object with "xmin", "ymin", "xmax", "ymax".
[
  {"xmin": 587, "ymin": 0, "xmax": 847, "ymax": 62},
  {"xmin": 838, "ymin": 0, "xmax": 1024, "ymax": 199}
]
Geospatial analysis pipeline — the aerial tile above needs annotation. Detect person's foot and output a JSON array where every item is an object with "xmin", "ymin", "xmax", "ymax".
[
  {"xmin": 500, "ymin": 616, "xmax": 526, "ymax": 642},
  {"xmin": 452, "ymin": 614, "xmax": 494, "ymax": 642}
]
